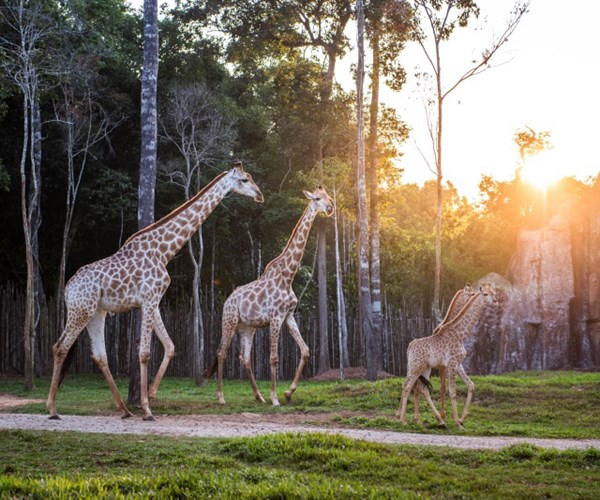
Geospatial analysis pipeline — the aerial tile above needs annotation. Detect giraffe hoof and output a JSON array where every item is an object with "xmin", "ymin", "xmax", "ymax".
[
  {"xmin": 439, "ymin": 422, "xmax": 448, "ymax": 429},
  {"xmin": 122, "ymin": 412, "xmax": 134, "ymax": 419},
  {"xmin": 284, "ymin": 390, "xmax": 293, "ymax": 402},
  {"xmin": 48, "ymin": 414, "xmax": 61, "ymax": 420},
  {"xmin": 142, "ymin": 415, "xmax": 156, "ymax": 422}
]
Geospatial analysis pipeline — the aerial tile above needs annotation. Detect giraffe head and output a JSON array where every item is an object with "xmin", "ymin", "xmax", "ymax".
[
  {"xmin": 303, "ymin": 185, "xmax": 334, "ymax": 217},
  {"xmin": 229, "ymin": 161, "xmax": 264, "ymax": 203},
  {"xmin": 463, "ymin": 283, "xmax": 475, "ymax": 296},
  {"xmin": 478, "ymin": 282, "xmax": 499, "ymax": 306}
]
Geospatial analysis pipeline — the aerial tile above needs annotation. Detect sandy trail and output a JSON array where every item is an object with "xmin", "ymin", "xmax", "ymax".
[{"xmin": 1, "ymin": 409, "xmax": 599, "ymax": 451}]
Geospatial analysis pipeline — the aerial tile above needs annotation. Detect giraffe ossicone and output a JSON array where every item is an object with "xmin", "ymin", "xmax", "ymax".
[
  {"xmin": 46, "ymin": 162, "xmax": 263, "ymax": 421},
  {"xmin": 208, "ymin": 186, "xmax": 334, "ymax": 406}
]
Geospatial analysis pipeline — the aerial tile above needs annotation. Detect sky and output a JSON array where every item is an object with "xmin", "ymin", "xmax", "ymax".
[
  {"xmin": 375, "ymin": 0, "xmax": 600, "ymax": 200},
  {"xmin": 131, "ymin": 0, "xmax": 600, "ymax": 200}
]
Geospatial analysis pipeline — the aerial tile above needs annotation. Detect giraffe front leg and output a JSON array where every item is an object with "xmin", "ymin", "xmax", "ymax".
[
  {"xmin": 457, "ymin": 364, "xmax": 475, "ymax": 425},
  {"xmin": 421, "ymin": 384, "xmax": 447, "ymax": 428},
  {"xmin": 148, "ymin": 309, "xmax": 175, "ymax": 401},
  {"xmin": 447, "ymin": 367, "xmax": 463, "ymax": 430},
  {"xmin": 440, "ymin": 367, "xmax": 447, "ymax": 420},
  {"xmin": 283, "ymin": 315, "xmax": 309, "ymax": 402}
]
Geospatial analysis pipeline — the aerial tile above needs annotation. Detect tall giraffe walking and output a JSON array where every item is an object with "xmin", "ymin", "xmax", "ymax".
[
  {"xmin": 47, "ymin": 162, "xmax": 263, "ymax": 421},
  {"xmin": 209, "ymin": 187, "xmax": 334, "ymax": 406}
]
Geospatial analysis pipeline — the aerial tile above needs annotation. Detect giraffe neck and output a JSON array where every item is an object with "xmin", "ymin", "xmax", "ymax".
[
  {"xmin": 263, "ymin": 203, "xmax": 318, "ymax": 285},
  {"xmin": 122, "ymin": 172, "xmax": 231, "ymax": 264},
  {"xmin": 445, "ymin": 292, "xmax": 486, "ymax": 342}
]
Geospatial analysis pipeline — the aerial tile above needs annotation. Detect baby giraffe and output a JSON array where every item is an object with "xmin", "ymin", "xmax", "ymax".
[
  {"xmin": 209, "ymin": 186, "xmax": 334, "ymax": 406},
  {"xmin": 397, "ymin": 283, "xmax": 497, "ymax": 429},
  {"xmin": 413, "ymin": 284, "xmax": 476, "ymax": 422}
]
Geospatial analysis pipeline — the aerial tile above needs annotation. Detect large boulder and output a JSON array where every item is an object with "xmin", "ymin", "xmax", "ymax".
[{"xmin": 464, "ymin": 178, "xmax": 600, "ymax": 373}]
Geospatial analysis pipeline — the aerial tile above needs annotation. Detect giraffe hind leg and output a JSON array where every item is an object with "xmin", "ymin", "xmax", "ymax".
[
  {"xmin": 238, "ymin": 325, "xmax": 265, "ymax": 404},
  {"xmin": 47, "ymin": 308, "xmax": 93, "ymax": 419},
  {"xmin": 216, "ymin": 303, "xmax": 239, "ymax": 405}
]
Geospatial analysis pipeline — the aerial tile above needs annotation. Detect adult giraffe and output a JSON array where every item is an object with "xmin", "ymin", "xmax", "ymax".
[
  {"xmin": 47, "ymin": 162, "xmax": 263, "ymax": 421},
  {"xmin": 209, "ymin": 186, "xmax": 334, "ymax": 406}
]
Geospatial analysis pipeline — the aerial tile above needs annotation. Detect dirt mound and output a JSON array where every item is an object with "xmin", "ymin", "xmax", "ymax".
[
  {"xmin": 309, "ymin": 366, "xmax": 395, "ymax": 381},
  {"xmin": 0, "ymin": 393, "xmax": 45, "ymax": 410}
]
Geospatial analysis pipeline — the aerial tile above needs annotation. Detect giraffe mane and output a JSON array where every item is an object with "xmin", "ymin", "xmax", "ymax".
[
  {"xmin": 262, "ymin": 202, "xmax": 312, "ymax": 276},
  {"xmin": 435, "ymin": 290, "xmax": 481, "ymax": 334},
  {"xmin": 441, "ymin": 289, "xmax": 465, "ymax": 322},
  {"xmin": 124, "ymin": 171, "xmax": 229, "ymax": 245}
]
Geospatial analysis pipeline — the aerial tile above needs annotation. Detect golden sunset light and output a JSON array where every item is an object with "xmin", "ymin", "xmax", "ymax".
[
  {"xmin": 1, "ymin": 1, "xmax": 600, "ymax": 494},
  {"xmin": 521, "ymin": 149, "xmax": 564, "ymax": 190},
  {"xmin": 385, "ymin": 0, "xmax": 600, "ymax": 200}
]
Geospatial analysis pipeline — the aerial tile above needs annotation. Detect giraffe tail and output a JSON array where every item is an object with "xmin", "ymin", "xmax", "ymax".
[
  {"xmin": 204, "ymin": 355, "xmax": 218, "ymax": 379},
  {"xmin": 418, "ymin": 375, "xmax": 433, "ymax": 392}
]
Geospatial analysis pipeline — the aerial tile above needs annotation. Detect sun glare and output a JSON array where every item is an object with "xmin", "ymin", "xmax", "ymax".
[{"xmin": 521, "ymin": 149, "xmax": 564, "ymax": 190}]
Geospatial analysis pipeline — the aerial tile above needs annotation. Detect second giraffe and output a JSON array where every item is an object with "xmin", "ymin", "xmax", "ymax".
[{"xmin": 208, "ymin": 186, "xmax": 334, "ymax": 406}]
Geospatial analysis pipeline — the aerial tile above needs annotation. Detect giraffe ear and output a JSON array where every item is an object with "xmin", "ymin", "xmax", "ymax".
[{"xmin": 303, "ymin": 190, "xmax": 314, "ymax": 200}]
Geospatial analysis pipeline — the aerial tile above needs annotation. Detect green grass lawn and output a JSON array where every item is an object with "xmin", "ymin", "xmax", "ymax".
[
  {"xmin": 1, "ymin": 371, "xmax": 599, "ymax": 498},
  {"xmin": 2, "ymin": 370, "xmax": 600, "ymax": 439},
  {"xmin": 1, "ymin": 430, "xmax": 599, "ymax": 498}
]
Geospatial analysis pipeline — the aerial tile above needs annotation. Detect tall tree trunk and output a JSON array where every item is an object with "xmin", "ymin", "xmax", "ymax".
[
  {"xmin": 356, "ymin": 0, "xmax": 376, "ymax": 381},
  {"xmin": 20, "ymin": 90, "xmax": 34, "ymax": 390},
  {"xmin": 368, "ymin": 27, "xmax": 382, "ymax": 369},
  {"xmin": 190, "ymin": 228, "xmax": 205, "ymax": 386},
  {"xmin": 316, "ymin": 138, "xmax": 330, "ymax": 373},
  {"xmin": 129, "ymin": 0, "xmax": 159, "ymax": 405},
  {"xmin": 31, "ymin": 95, "xmax": 45, "ymax": 376},
  {"xmin": 333, "ymin": 186, "xmax": 349, "ymax": 379},
  {"xmin": 432, "ymin": 69, "xmax": 444, "ymax": 324}
]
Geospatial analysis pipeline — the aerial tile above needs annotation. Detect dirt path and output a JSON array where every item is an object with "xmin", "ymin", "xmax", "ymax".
[{"xmin": 1, "ymin": 396, "xmax": 599, "ymax": 451}]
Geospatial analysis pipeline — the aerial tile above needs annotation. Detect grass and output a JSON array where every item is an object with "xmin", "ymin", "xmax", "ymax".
[
  {"xmin": 1, "ymin": 430, "xmax": 599, "ymax": 498},
  {"xmin": 1, "ymin": 371, "xmax": 600, "ymax": 498},
  {"xmin": 2, "ymin": 370, "xmax": 600, "ymax": 439}
]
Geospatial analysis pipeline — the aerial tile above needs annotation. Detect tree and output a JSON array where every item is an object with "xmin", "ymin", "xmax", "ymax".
[
  {"xmin": 410, "ymin": 0, "xmax": 530, "ymax": 321},
  {"xmin": 129, "ymin": 0, "xmax": 159, "ymax": 405},
  {"xmin": 52, "ymin": 55, "xmax": 123, "ymax": 334},
  {"xmin": 366, "ymin": 0, "xmax": 411, "ymax": 367},
  {"xmin": 160, "ymin": 82, "xmax": 236, "ymax": 386},
  {"xmin": 355, "ymin": 0, "xmax": 377, "ymax": 380},
  {"xmin": 0, "ymin": 0, "xmax": 58, "ymax": 389},
  {"xmin": 208, "ymin": 0, "xmax": 353, "ymax": 374}
]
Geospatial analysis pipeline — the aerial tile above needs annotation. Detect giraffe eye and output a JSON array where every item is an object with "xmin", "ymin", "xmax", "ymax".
[{"xmin": 241, "ymin": 179, "xmax": 249, "ymax": 183}]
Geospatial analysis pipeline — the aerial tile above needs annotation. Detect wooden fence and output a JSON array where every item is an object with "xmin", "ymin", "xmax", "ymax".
[{"xmin": 0, "ymin": 283, "xmax": 434, "ymax": 380}]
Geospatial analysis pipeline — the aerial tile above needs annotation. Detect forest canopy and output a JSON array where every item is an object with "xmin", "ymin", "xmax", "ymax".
[{"xmin": 0, "ymin": 0, "xmax": 593, "ymax": 331}]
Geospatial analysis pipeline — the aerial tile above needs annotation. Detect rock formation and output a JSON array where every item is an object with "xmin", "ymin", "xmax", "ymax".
[{"xmin": 464, "ymin": 178, "xmax": 600, "ymax": 373}]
